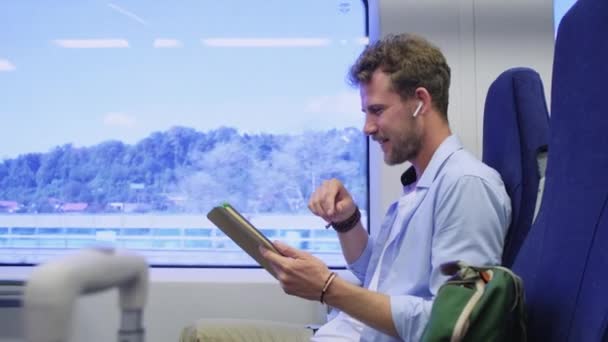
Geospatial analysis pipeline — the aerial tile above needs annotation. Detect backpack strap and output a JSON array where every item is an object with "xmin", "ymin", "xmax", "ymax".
[{"xmin": 452, "ymin": 277, "xmax": 486, "ymax": 341}]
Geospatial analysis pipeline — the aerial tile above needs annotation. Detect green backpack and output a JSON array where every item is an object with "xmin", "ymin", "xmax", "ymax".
[{"xmin": 421, "ymin": 261, "xmax": 527, "ymax": 342}]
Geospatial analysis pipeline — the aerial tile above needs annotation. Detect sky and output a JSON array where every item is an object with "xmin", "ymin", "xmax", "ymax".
[
  {"xmin": 0, "ymin": 0, "xmax": 367, "ymax": 159},
  {"xmin": 554, "ymin": 0, "xmax": 578, "ymax": 34}
]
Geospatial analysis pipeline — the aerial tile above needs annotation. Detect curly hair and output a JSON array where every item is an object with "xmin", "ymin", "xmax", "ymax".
[{"xmin": 349, "ymin": 33, "xmax": 451, "ymax": 120}]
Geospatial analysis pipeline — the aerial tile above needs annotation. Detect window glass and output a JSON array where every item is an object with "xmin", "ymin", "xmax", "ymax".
[
  {"xmin": 0, "ymin": 0, "xmax": 368, "ymax": 267},
  {"xmin": 554, "ymin": 0, "xmax": 578, "ymax": 34}
]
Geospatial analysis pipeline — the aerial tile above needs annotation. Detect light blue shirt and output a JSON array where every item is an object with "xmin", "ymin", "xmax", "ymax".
[{"xmin": 316, "ymin": 135, "xmax": 511, "ymax": 342}]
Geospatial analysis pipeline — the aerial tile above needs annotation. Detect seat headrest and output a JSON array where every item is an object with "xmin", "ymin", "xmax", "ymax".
[{"xmin": 483, "ymin": 67, "xmax": 550, "ymax": 267}]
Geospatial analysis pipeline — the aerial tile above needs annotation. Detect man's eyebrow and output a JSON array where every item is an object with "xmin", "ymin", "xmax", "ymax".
[{"xmin": 364, "ymin": 104, "xmax": 385, "ymax": 112}]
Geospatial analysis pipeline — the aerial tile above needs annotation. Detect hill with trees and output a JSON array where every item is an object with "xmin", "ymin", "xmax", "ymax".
[{"xmin": 0, "ymin": 126, "xmax": 367, "ymax": 214}]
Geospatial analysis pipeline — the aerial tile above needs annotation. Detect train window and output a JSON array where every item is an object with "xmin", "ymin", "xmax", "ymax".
[
  {"xmin": 0, "ymin": 0, "xmax": 368, "ymax": 267},
  {"xmin": 554, "ymin": 0, "xmax": 578, "ymax": 34}
]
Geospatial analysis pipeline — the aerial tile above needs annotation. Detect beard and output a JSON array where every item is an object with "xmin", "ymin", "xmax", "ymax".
[{"xmin": 383, "ymin": 122, "xmax": 422, "ymax": 165}]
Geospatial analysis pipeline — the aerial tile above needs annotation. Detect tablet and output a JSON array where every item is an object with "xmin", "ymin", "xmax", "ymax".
[{"xmin": 207, "ymin": 203, "xmax": 282, "ymax": 278}]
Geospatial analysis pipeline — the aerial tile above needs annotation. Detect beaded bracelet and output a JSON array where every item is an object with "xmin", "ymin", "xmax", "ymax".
[
  {"xmin": 325, "ymin": 206, "xmax": 361, "ymax": 233},
  {"xmin": 320, "ymin": 272, "xmax": 337, "ymax": 304}
]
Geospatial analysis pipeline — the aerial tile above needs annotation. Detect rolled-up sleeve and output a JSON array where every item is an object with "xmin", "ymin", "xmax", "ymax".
[
  {"xmin": 390, "ymin": 295, "xmax": 435, "ymax": 341},
  {"xmin": 347, "ymin": 236, "xmax": 375, "ymax": 283}
]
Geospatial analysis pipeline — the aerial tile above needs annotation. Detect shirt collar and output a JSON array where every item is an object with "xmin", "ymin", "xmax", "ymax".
[{"xmin": 400, "ymin": 135, "xmax": 463, "ymax": 189}]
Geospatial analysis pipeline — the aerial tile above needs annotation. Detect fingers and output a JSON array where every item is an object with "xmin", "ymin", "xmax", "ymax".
[
  {"xmin": 308, "ymin": 178, "xmax": 355, "ymax": 223},
  {"xmin": 308, "ymin": 179, "xmax": 338, "ymax": 220},
  {"xmin": 259, "ymin": 245, "xmax": 286, "ymax": 268},
  {"xmin": 260, "ymin": 242, "xmax": 309, "ymax": 269},
  {"xmin": 273, "ymin": 241, "xmax": 304, "ymax": 258},
  {"xmin": 260, "ymin": 243, "xmax": 332, "ymax": 301}
]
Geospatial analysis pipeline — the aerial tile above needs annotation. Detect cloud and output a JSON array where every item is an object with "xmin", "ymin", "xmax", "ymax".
[
  {"xmin": 153, "ymin": 39, "xmax": 183, "ymax": 48},
  {"xmin": 304, "ymin": 91, "xmax": 361, "ymax": 115},
  {"xmin": 53, "ymin": 39, "xmax": 129, "ymax": 48},
  {"xmin": 0, "ymin": 59, "xmax": 16, "ymax": 72},
  {"xmin": 355, "ymin": 37, "xmax": 369, "ymax": 45},
  {"xmin": 103, "ymin": 112, "xmax": 136, "ymax": 127},
  {"xmin": 300, "ymin": 91, "xmax": 363, "ymax": 130},
  {"xmin": 107, "ymin": 3, "xmax": 147, "ymax": 25},
  {"xmin": 202, "ymin": 38, "xmax": 331, "ymax": 47}
]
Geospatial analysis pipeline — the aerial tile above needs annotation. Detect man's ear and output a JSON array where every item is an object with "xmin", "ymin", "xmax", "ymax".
[
  {"xmin": 414, "ymin": 87, "xmax": 432, "ymax": 115},
  {"xmin": 414, "ymin": 86, "xmax": 432, "ymax": 99}
]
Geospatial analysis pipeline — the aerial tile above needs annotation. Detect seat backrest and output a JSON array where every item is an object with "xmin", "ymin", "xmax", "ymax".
[
  {"xmin": 512, "ymin": 0, "xmax": 608, "ymax": 340},
  {"xmin": 482, "ymin": 67, "xmax": 550, "ymax": 268}
]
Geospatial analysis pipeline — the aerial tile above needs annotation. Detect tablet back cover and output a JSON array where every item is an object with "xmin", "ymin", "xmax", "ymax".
[{"xmin": 207, "ymin": 206, "xmax": 280, "ymax": 278}]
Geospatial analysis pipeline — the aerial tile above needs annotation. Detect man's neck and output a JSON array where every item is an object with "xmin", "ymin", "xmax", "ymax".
[{"xmin": 411, "ymin": 120, "xmax": 451, "ymax": 178}]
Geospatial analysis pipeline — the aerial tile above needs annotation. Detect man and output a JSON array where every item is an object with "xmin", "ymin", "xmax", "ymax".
[{"xmin": 260, "ymin": 33, "xmax": 511, "ymax": 341}]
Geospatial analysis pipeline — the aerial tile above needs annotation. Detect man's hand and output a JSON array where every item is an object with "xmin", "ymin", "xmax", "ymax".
[
  {"xmin": 309, "ymin": 178, "xmax": 357, "ymax": 224},
  {"xmin": 260, "ymin": 241, "xmax": 332, "ymax": 301}
]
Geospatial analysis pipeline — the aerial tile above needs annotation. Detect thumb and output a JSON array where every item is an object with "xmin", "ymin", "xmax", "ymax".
[{"xmin": 273, "ymin": 241, "xmax": 306, "ymax": 259}]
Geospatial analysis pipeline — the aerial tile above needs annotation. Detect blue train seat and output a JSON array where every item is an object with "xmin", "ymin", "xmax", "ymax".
[
  {"xmin": 512, "ymin": 0, "xmax": 608, "ymax": 340},
  {"xmin": 482, "ymin": 67, "xmax": 550, "ymax": 268}
]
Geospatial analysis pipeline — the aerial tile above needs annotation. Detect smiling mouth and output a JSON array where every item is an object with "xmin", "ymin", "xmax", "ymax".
[
  {"xmin": 376, "ymin": 138, "xmax": 389, "ymax": 151},
  {"xmin": 373, "ymin": 135, "xmax": 387, "ymax": 142}
]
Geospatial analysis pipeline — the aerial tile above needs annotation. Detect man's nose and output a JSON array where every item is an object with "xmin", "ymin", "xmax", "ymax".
[{"xmin": 363, "ymin": 115, "xmax": 377, "ymax": 136}]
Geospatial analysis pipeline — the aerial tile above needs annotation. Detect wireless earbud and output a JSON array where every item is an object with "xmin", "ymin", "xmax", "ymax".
[{"xmin": 412, "ymin": 101, "xmax": 423, "ymax": 118}]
